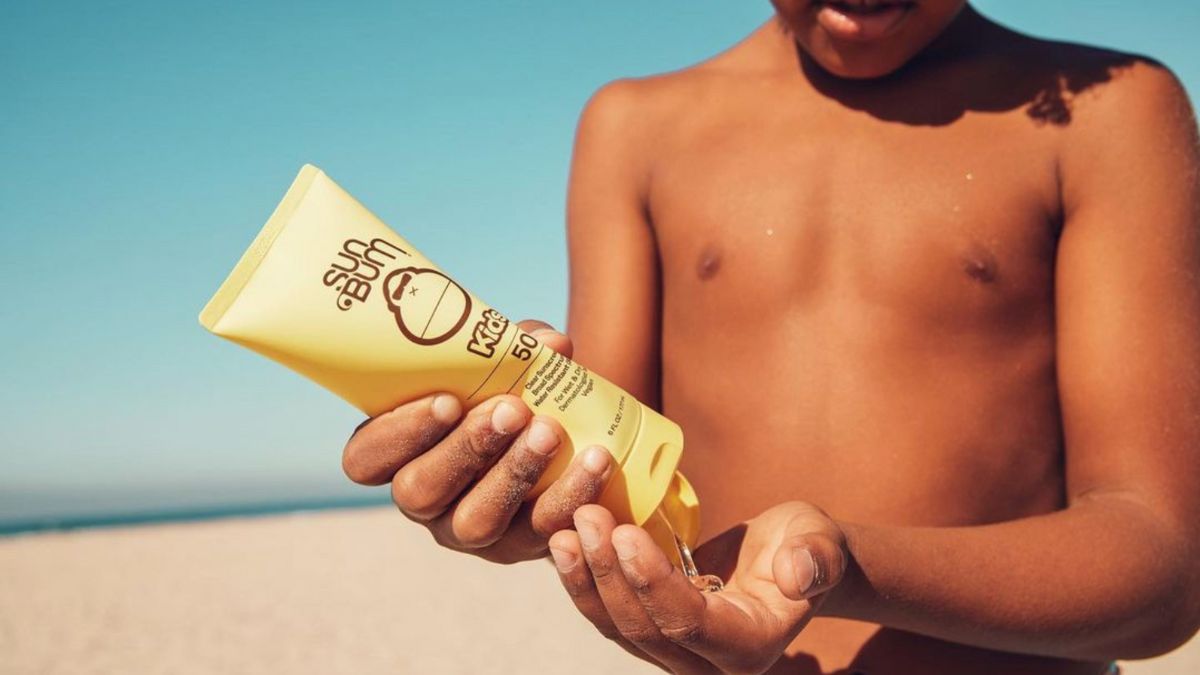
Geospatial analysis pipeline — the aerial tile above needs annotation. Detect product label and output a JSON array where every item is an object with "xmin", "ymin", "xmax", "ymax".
[
  {"xmin": 466, "ymin": 309, "xmax": 509, "ymax": 357},
  {"xmin": 319, "ymin": 236, "xmax": 542, "ymax": 399},
  {"xmin": 524, "ymin": 351, "xmax": 596, "ymax": 413},
  {"xmin": 321, "ymin": 238, "xmax": 409, "ymax": 310}
]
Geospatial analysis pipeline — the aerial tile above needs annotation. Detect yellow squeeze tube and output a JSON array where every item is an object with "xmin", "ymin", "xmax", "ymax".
[{"xmin": 199, "ymin": 165, "xmax": 700, "ymax": 564}]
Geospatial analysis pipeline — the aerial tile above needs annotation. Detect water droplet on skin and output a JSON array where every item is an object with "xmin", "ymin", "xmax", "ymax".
[
  {"xmin": 966, "ymin": 172, "xmax": 975, "ymax": 181},
  {"xmin": 766, "ymin": 228, "xmax": 775, "ymax": 236}
]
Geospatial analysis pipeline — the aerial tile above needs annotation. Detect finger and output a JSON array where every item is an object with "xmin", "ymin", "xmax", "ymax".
[
  {"xmin": 548, "ymin": 530, "xmax": 664, "ymax": 668},
  {"xmin": 612, "ymin": 525, "xmax": 788, "ymax": 674},
  {"xmin": 431, "ymin": 416, "xmax": 564, "ymax": 549},
  {"xmin": 474, "ymin": 445, "xmax": 616, "ymax": 560},
  {"xmin": 342, "ymin": 393, "xmax": 462, "ymax": 485},
  {"xmin": 529, "ymin": 446, "xmax": 614, "ymax": 539},
  {"xmin": 772, "ymin": 513, "xmax": 848, "ymax": 602},
  {"xmin": 574, "ymin": 506, "xmax": 715, "ymax": 673},
  {"xmin": 390, "ymin": 395, "xmax": 529, "ymax": 522},
  {"xmin": 548, "ymin": 532, "xmax": 635, "ymax": 645},
  {"xmin": 516, "ymin": 319, "xmax": 573, "ymax": 359}
]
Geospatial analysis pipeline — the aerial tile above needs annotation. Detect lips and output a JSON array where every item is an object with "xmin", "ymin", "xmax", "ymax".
[{"xmin": 813, "ymin": 0, "xmax": 916, "ymax": 42}]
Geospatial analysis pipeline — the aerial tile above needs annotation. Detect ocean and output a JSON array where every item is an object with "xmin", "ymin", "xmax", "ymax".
[{"xmin": 0, "ymin": 479, "xmax": 392, "ymax": 536}]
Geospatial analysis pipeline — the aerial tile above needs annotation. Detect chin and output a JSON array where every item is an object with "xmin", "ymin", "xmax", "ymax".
[
  {"xmin": 802, "ymin": 41, "xmax": 917, "ymax": 80},
  {"xmin": 809, "ymin": 53, "xmax": 910, "ymax": 80},
  {"xmin": 774, "ymin": 0, "xmax": 969, "ymax": 80}
]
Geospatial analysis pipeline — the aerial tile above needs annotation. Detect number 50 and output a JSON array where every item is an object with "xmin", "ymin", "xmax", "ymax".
[{"xmin": 512, "ymin": 333, "xmax": 538, "ymax": 360}]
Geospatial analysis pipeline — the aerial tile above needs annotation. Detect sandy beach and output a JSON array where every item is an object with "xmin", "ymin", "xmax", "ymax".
[{"xmin": 1, "ymin": 507, "xmax": 1195, "ymax": 674}]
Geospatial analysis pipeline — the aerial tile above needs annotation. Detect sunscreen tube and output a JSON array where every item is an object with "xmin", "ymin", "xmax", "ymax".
[{"xmin": 200, "ymin": 165, "xmax": 700, "ymax": 561}]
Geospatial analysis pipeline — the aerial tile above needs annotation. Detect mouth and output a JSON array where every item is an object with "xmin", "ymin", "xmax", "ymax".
[{"xmin": 812, "ymin": 0, "xmax": 916, "ymax": 43}]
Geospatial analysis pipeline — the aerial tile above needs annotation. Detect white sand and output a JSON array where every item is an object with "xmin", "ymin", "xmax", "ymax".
[{"xmin": 0, "ymin": 507, "xmax": 1195, "ymax": 674}]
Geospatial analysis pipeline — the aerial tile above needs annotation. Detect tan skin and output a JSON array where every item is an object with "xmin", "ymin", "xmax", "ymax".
[{"xmin": 343, "ymin": 2, "xmax": 1200, "ymax": 673}]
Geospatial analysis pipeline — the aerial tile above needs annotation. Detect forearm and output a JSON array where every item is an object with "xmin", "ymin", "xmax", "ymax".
[{"xmin": 823, "ymin": 497, "xmax": 1200, "ymax": 661}]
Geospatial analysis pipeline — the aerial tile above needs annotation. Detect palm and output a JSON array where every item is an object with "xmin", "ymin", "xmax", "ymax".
[
  {"xmin": 551, "ymin": 501, "xmax": 845, "ymax": 675},
  {"xmin": 687, "ymin": 504, "xmax": 831, "ymax": 659}
]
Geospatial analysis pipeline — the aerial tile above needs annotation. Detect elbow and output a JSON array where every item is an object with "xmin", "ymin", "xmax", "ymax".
[
  {"xmin": 1080, "ymin": 499, "xmax": 1200, "ymax": 660},
  {"xmin": 1116, "ymin": 606, "xmax": 1200, "ymax": 660},
  {"xmin": 1110, "ymin": 562, "xmax": 1200, "ymax": 659},
  {"xmin": 1123, "ymin": 610, "xmax": 1200, "ymax": 658}
]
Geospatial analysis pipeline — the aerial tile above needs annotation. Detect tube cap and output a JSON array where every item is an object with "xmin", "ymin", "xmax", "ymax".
[
  {"xmin": 600, "ymin": 404, "xmax": 701, "ymax": 565},
  {"xmin": 642, "ymin": 473, "xmax": 701, "ymax": 568}
]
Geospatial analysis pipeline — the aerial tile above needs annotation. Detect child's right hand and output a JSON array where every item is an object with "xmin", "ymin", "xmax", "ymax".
[{"xmin": 340, "ymin": 320, "xmax": 615, "ymax": 564}]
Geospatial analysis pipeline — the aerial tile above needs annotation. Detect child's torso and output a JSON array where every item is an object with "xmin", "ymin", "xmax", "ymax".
[{"xmin": 645, "ymin": 30, "xmax": 1118, "ymax": 674}]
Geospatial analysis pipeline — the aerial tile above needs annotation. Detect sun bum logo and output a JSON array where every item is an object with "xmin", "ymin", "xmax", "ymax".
[
  {"xmin": 322, "ymin": 238, "xmax": 408, "ymax": 311},
  {"xmin": 383, "ymin": 267, "xmax": 473, "ymax": 345},
  {"xmin": 379, "ymin": 264, "xmax": 510, "ymax": 358}
]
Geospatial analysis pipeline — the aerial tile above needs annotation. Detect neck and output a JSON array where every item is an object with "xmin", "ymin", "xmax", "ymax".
[{"xmin": 781, "ymin": 3, "xmax": 994, "ymax": 87}]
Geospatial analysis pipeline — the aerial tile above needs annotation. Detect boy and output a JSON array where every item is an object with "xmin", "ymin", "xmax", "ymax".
[{"xmin": 341, "ymin": 2, "xmax": 1200, "ymax": 672}]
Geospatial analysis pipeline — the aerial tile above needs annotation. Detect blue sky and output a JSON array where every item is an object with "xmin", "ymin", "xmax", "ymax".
[{"xmin": 2, "ymin": 1, "xmax": 1198, "ymax": 522}]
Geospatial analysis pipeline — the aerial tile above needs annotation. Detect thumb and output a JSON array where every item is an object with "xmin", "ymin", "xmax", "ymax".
[
  {"xmin": 771, "ymin": 513, "xmax": 847, "ymax": 602},
  {"xmin": 517, "ymin": 319, "xmax": 574, "ymax": 359}
]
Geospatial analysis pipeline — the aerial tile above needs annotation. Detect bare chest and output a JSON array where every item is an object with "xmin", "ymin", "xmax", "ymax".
[{"xmin": 647, "ymin": 107, "xmax": 1062, "ymax": 330}]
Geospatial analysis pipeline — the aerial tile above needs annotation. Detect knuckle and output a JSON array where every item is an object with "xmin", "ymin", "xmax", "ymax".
[
  {"xmin": 503, "ymin": 453, "xmax": 544, "ymax": 489},
  {"xmin": 379, "ymin": 406, "xmax": 442, "ymax": 447},
  {"xmin": 341, "ymin": 451, "xmax": 369, "ymax": 483},
  {"xmin": 457, "ymin": 423, "xmax": 506, "ymax": 466},
  {"xmin": 391, "ymin": 472, "xmax": 439, "ymax": 520},
  {"xmin": 625, "ymin": 573, "xmax": 654, "ymax": 594},
  {"xmin": 592, "ymin": 622, "xmax": 624, "ymax": 643},
  {"xmin": 562, "ymin": 575, "xmax": 595, "ymax": 599},
  {"xmin": 587, "ymin": 559, "xmax": 619, "ymax": 583},
  {"xmin": 427, "ymin": 522, "xmax": 464, "ymax": 550},
  {"xmin": 619, "ymin": 625, "xmax": 665, "ymax": 645},
  {"xmin": 530, "ymin": 515, "xmax": 564, "ymax": 540},
  {"xmin": 340, "ymin": 436, "xmax": 381, "ymax": 485},
  {"xmin": 530, "ymin": 492, "xmax": 589, "ymax": 538},
  {"xmin": 725, "ymin": 653, "xmax": 771, "ymax": 675},
  {"xmin": 451, "ymin": 508, "xmax": 503, "ymax": 549},
  {"xmin": 660, "ymin": 621, "xmax": 705, "ymax": 646}
]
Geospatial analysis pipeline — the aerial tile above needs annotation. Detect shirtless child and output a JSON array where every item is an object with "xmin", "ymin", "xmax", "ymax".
[{"xmin": 340, "ymin": 2, "xmax": 1200, "ymax": 673}]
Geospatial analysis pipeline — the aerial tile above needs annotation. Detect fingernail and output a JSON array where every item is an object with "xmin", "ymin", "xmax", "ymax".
[
  {"xmin": 611, "ymin": 532, "xmax": 638, "ymax": 563},
  {"xmin": 549, "ymin": 546, "xmax": 577, "ymax": 572},
  {"xmin": 430, "ymin": 394, "xmax": 461, "ymax": 425},
  {"xmin": 792, "ymin": 548, "xmax": 817, "ymax": 594},
  {"xmin": 582, "ymin": 447, "xmax": 610, "ymax": 477},
  {"xmin": 530, "ymin": 327, "xmax": 555, "ymax": 338},
  {"xmin": 577, "ymin": 519, "xmax": 601, "ymax": 551},
  {"xmin": 491, "ymin": 401, "xmax": 525, "ymax": 434},
  {"xmin": 525, "ymin": 419, "xmax": 559, "ymax": 456}
]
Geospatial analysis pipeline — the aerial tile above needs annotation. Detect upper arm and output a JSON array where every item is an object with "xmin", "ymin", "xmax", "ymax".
[
  {"xmin": 566, "ymin": 80, "xmax": 664, "ymax": 406},
  {"xmin": 1056, "ymin": 62, "xmax": 1200, "ymax": 530}
]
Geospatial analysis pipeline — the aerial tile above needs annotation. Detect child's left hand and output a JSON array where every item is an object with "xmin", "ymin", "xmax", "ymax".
[{"xmin": 548, "ymin": 502, "xmax": 849, "ymax": 674}]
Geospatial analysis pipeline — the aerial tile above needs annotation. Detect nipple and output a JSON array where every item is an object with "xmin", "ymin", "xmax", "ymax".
[{"xmin": 695, "ymin": 245, "xmax": 721, "ymax": 281}]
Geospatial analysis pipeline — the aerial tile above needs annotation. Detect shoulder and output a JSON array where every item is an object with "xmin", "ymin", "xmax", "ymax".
[
  {"xmin": 1037, "ymin": 42, "xmax": 1200, "ymax": 214},
  {"xmin": 996, "ymin": 30, "xmax": 1194, "ymax": 130},
  {"xmin": 570, "ymin": 65, "xmax": 738, "ymax": 191},
  {"xmin": 576, "ymin": 66, "xmax": 728, "ymax": 139},
  {"xmin": 1051, "ymin": 45, "xmax": 1197, "ymax": 168},
  {"xmin": 1055, "ymin": 49, "xmax": 1192, "ymax": 130},
  {"xmin": 574, "ymin": 21, "xmax": 775, "ymax": 147}
]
